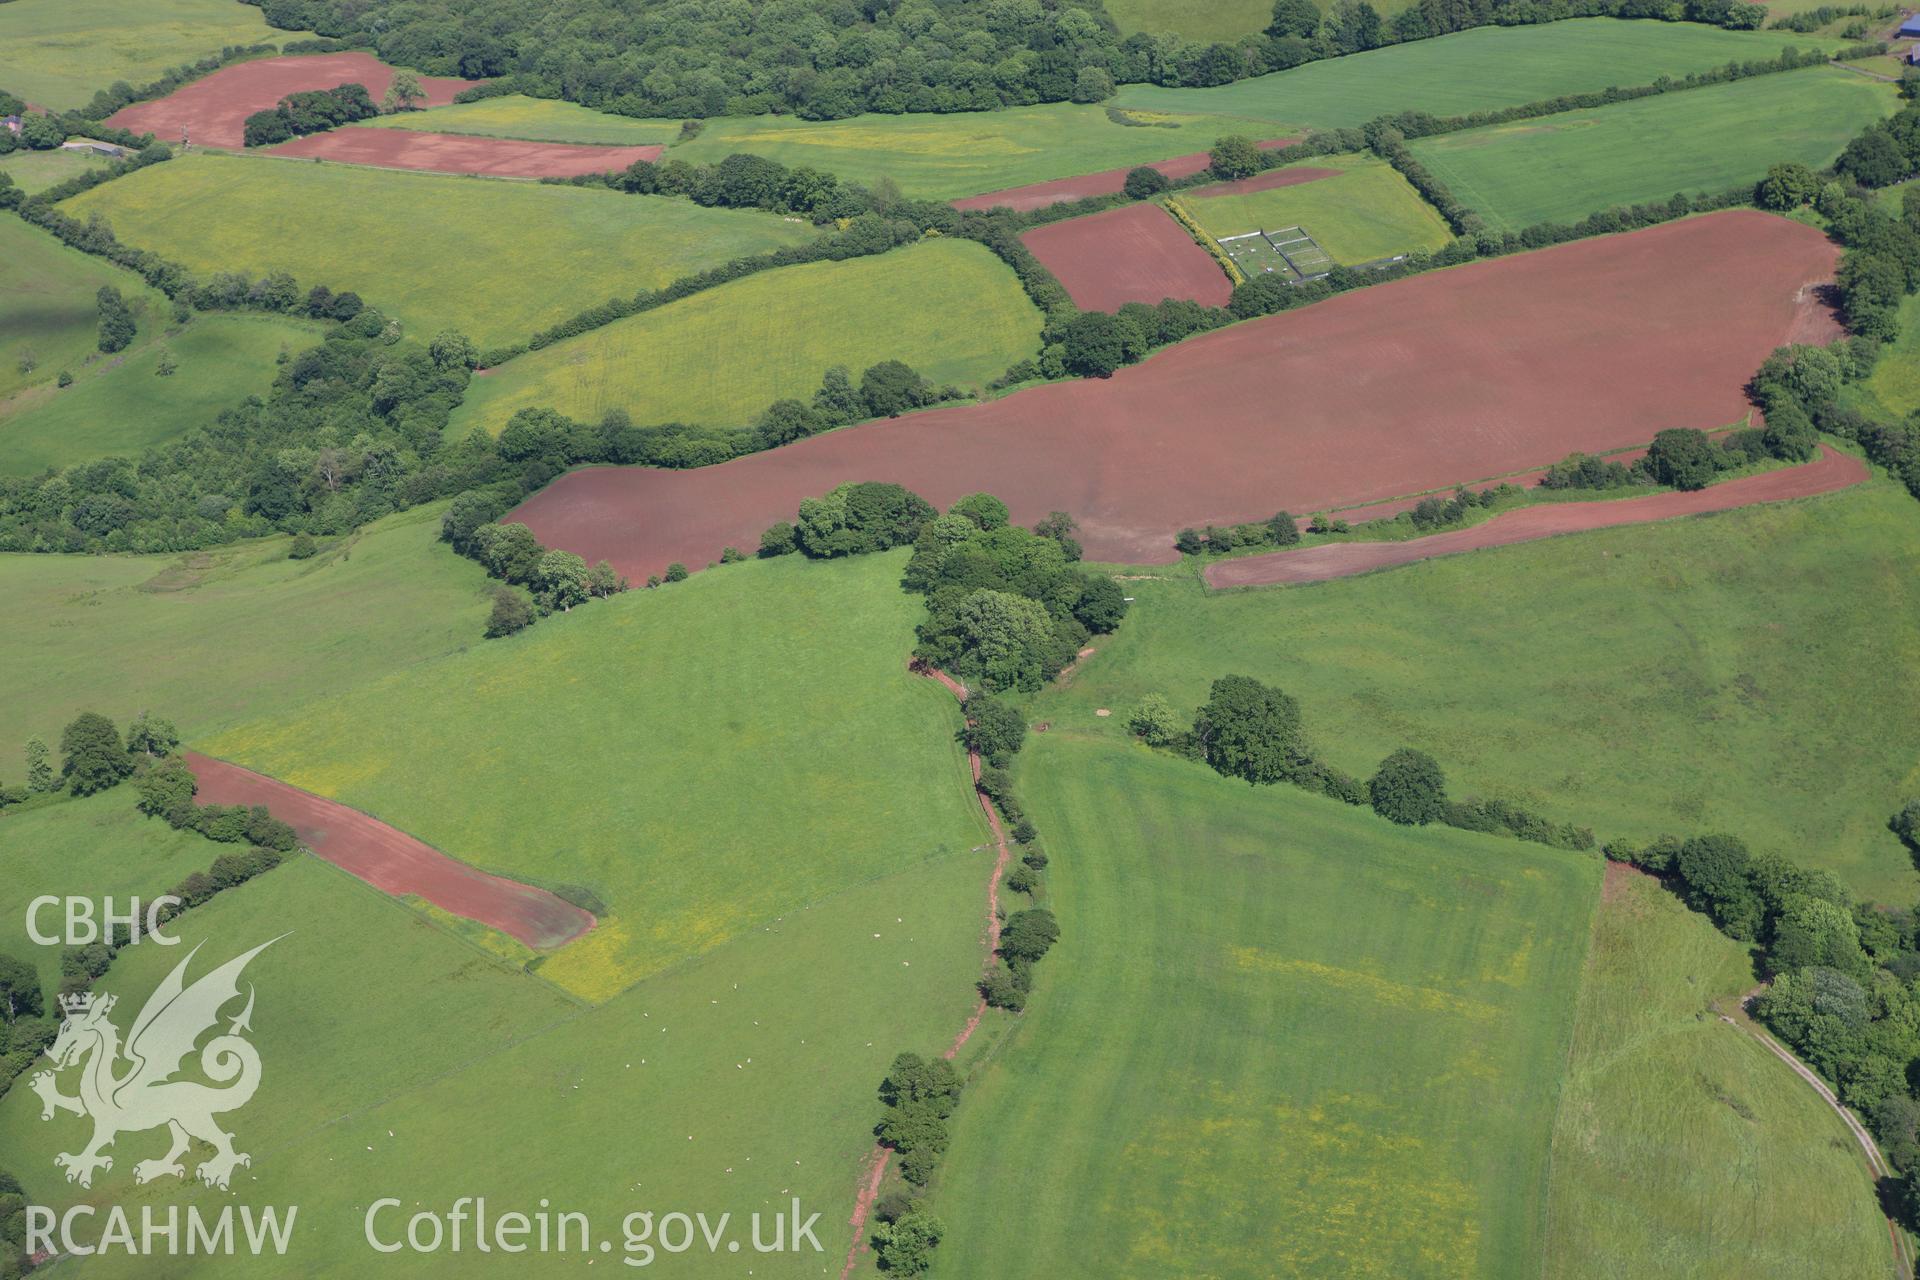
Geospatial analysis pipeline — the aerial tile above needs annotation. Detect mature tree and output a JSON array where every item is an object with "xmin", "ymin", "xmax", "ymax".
[
  {"xmin": 961, "ymin": 694, "xmax": 1028, "ymax": 765},
  {"xmin": 1756, "ymin": 162, "xmax": 1820, "ymax": 211},
  {"xmin": 950, "ymin": 493, "xmax": 1010, "ymax": 530},
  {"xmin": 758, "ymin": 521, "xmax": 798, "ymax": 556},
  {"xmin": 382, "ymin": 69, "xmax": 424, "ymax": 112},
  {"xmin": 1368, "ymin": 747, "xmax": 1447, "ymax": 824},
  {"xmin": 428, "ymin": 329, "xmax": 477, "ymax": 370},
  {"xmin": 485, "ymin": 587, "xmax": 533, "ymax": 637},
  {"xmin": 1266, "ymin": 510, "xmax": 1301, "ymax": 546},
  {"xmin": 242, "ymin": 107, "xmax": 293, "ymax": 147},
  {"xmin": 1770, "ymin": 893, "xmax": 1871, "ymax": 979},
  {"xmin": 1071, "ymin": 574, "xmax": 1127, "ymax": 633},
  {"xmin": 133, "ymin": 754, "xmax": 197, "ymax": 820},
  {"xmin": 473, "ymin": 522, "xmax": 545, "ymax": 584},
  {"xmin": 754, "ymin": 398, "xmax": 821, "ymax": 447},
  {"xmin": 1000, "ymin": 908, "xmax": 1061, "ymax": 964},
  {"xmin": 0, "ymin": 954, "xmax": 42, "ymax": 1021},
  {"xmin": 859, "ymin": 360, "xmax": 929, "ymax": 417},
  {"xmin": 1675, "ymin": 833, "xmax": 1765, "ymax": 940},
  {"xmin": 60, "ymin": 712, "xmax": 131, "ymax": 796},
  {"xmin": 1646, "ymin": 428, "xmax": 1719, "ymax": 491},
  {"xmin": 871, "ymin": 1212, "xmax": 945, "ymax": 1275},
  {"xmin": 1838, "ymin": 125, "xmax": 1910, "ymax": 188},
  {"xmin": 1327, "ymin": 0, "xmax": 1385, "ymax": 53},
  {"xmin": 538, "ymin": 549, "xmax": 591, "ymax": 610},
  {"xmin": 1033, "ymin": 510, "xmax": 1082, "ymax": 559},
  {"xmin": 1893, "ymin": 797, "xmax": 1920, "ymax": 848},
  {"xmin": 1129, "ymin": 693, "xmax": 1182, "ymax": 746},
  {"xmin": 1060, "ymin": 311, "xmax": 1144, "ymax": 378},
  {"xmin": 1267, "ymin": 0, "xmax": 1323, "ymax": 38},
  {"xmin": 663, "ymin": 562, "xmax": 689, "ymax": 582},
  {"xmin": 880, "ymin": 1052, "xmax": 962, "ymax": 1115},
  {"xmin": 1209, "ymin": 134, "xmax": 1263, "ymax": 180},
  {"xmin": 1122, "ymin": 165, "xmax": 1171, "ymax": 199},
  {"xmin": 126, "ymin": 712, "xmax": 179, "ymax": 758},
  {"xmin": 23, "ymin": 738, "xmax": 52, "ymax": 794},
  {"xmin": 19, "ymin": 111, "xmax": 66, "ymax": 149},
  {"xmin": 95, "ymin": 286, "xmax": 135, "ymax": 354},
  {"xmin": 1194, "ymin": 675, "xmax": 1305, "ymax": 784},
  {"xmin": 942, "ymin": 589, "xmax": 1061, "ymax": 691}
]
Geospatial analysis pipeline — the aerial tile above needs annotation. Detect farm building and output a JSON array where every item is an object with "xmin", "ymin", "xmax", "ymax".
[
  {"xmin": 2, "ymin": 115, "xmax": 18, "ymax": 135},
  {"xmin": 60, "ymin": 138, "xmax": 130, "ymax": 158},
  {"xmin": 1900, "ymin": 13, "xmax": 1920, "ymax": 37}
]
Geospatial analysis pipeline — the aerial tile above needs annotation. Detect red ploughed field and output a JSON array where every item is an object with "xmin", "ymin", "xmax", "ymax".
[
  {"xmin": 1186, "ymin": 165, "xmax": 1341, "ymax": 197},
  {"xmin": 952, "ymin": 137, "xmax": 1299, "ymax": 212},
  {"xmin": 510, "ymin": 210, "xmax": 1839, "ymax": 577},
  {"xmin": 1021, "ymin": 202, "xmax": 1233, "ymax": 309},
  {"xmin": 1205, "ymin": 445, "xmax": 1869, "ymax": 588},
  {"xmin": 267, "ymin": 126, "xmax": 663, "ymax": 178},
  {"xmin": 106, "ymin": 53, "xmax": 476, "ymax": 150},
  {"xmin": 185, "ymin": 752, "xmax": 595, "ymax": 949}
]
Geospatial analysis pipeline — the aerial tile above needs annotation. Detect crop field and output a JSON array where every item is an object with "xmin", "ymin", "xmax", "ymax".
[
  {"xmin": 0, "ymin": 0, "xmax": 301, "ymax": 111},
  {"xmin": 266, "ymin": 127, "xmax": 664, "ymax": 179},
  {"xmin": 0, "ymin": 147, "xmax": 114, "ymax": 194},
  {"xmin": 1020, "ymin": 201, "xmax": 1233, "ymax": 310},
  {"xmin": 1181, "ymin": 154, "xmax": 1454, "ymax": 264},
  {"xmin": 199, "ymin": 551, "xmax": 989, "ymax": 1002},
  {"xmin": 0, "ymin": 503, "xmax": 492, "ymax": 778},
  {"xmin": 657, "ymin": 103, "xmax": 1277, "ymax": 200},
  {"xmin": 361, "ymin": 94, "xmax": 683, "ymax": 145},
  {"xmin": 0, "ymin": 215, "xmax": 169, "ymax": 403},
  {"xmin": 58, "ymin": 152, "xmax": 819, "ymax": 347},
  {"xmin": 1051, "ymin": 481, "xmax": 1920, "ymax": 902},
  {"xmin": 1543, "ymin": 864, "xmax": 1894, "ymax": 1279},
  {"xmin": 0, "ymin": 310, "xmax": 322, "ymax": 475},
  {"xmin": 1111, "ymin": 20, "xmax": 1849, "ymax": 127},
  {"xmin": 453, "ymin": 239, "xmax": 1043, "ymax": 434},
  {"xmin": 1407, "ymin": 65, "xmax": 1901, "ymax": 230},
  {"xmin": 933, "ymin": 735, "xmax": 1596, "ymax": 1278},
  {"xmin": 513, "ymin": 213, "xmax": 1838, "ymax": 578}
]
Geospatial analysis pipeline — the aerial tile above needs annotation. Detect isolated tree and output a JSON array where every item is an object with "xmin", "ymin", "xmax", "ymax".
[
  {"xmin": 1122, "ymin": 165, "xmax": 1170, "ymax": 199},
  {"xmin": 95, "ymin": 286, "xmax": 135, "ymax": 353},
  {"xmin": 1368, "ymin": 747, "xmax": 1447, "ymax": 825},
  {"xmin": 382, "ymin": 69, "xmax": 424, "ymax": 113},
  {"xmin": 23, "ymin": 738, "xmax": 52, "ymax": 793},
  {"xmin": 60, "ymin": 712, "xmax": 131, "ymax": 796},
  {"xmin": 664, "ymin": 562, "xmax": 689, "ymax": 582},
  {"xmin": 288, "ymin": 532, "xmax": 317, "ymax": 559},
  {"xmin": 1194, "ymin": 675, "xmax": 1305, "ymax": 784},
  {"xmin": 1208, "ymin": 134, "xmax": 1263, "ymax": 180},
  {"xmin": 1128, "ymin": 693, "xmax": 1182, "ymax": 746}
]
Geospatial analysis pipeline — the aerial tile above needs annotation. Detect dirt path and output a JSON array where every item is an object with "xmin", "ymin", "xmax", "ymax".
[
  {"xmin": 837, "ymin": 664, "xmax": 1016, "ymax": 1279},
  {"xmin": 184, "ymin": 751, "xmax": 595, "ymax": 950},
  {"xmin": 1206, "ymin": 445, "xmax": 1868, "ymax": 588},
  {"xmin": 1718, "ymin": 991, "xmax": 1912, "ymax": 1279}
]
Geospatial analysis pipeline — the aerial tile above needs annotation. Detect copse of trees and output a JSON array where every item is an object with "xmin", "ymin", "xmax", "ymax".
[
  {"xmin": 441, "ymin": 497, "xmax": 626, "ymax": 635},
  {"xmin": 95, "ymin": 286, "xmax": 135, "ymax": 354},
  {"xmin": 241, "ymin": 82, "xmax": 377, "ymax": 147}
]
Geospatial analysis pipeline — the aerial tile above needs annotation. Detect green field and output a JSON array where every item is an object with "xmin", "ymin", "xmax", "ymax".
[
  {"xmin": 1063, "ymin": 481, "xmax": 1920, "ymax": 902},
  {"xmin": 201, "ymin": 550, "xmax": 988, "ymax": 1001},
  {"xmin": 362, "ymin": 94, "xmax": 681, "ymax": 145},
  {"xmin": 1543, "ymin": 865, "xmax": 1895, "ymax": 1278},
  {"xmin": 1854, "ymin": 292, "xmax": 1920, "ymax": 421},
  {"xmin": 0, "ymin": 0, "xmax": 303, "ymax": 111},
  {"xmin": 933, "ymin": 734, "xmax": 1596, "ymax": 1278},
  {"xmin": 1180, "ymin": 154, "xmax": 1453, "ymax": 264},
  {"xmin": 0, "ymin": 214, "xmax": 169, "ymax": 403},
  {"xmin": 1, "ymin": 310, "xmax": 321, "ymax": 475},
  {"xmin": 659, "ymin": 103, "xmax": 1275, "ymax": 200},
  {"xmin": 1102, "ymin": 0, "xmax": 1274, "ymax": 40},
  {"xmin": 59, "ymin": 152, "xmax": 819, "ymax": 347},
  {"xmin": 1407, "ymin": 65, "xmax": 1899, "ymax": 230},
  {"xmin": 0, "ymin": 146, "xmax": 115, "ymax": 194},
  {"xmin": 0, "ymin": 503, "xmax": 493, "ymax": 778},
  {"xmin": 1113, "ymin": 20, "xmax": 1848, "ymax": 128},
  {"xmin": 453, "ymin": 239, "xmax": 1041, "ymax": 435}
]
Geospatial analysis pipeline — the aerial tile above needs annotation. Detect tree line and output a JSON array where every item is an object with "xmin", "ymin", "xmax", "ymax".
[{"xmin": 241, "ymin": 81, "xmax": 378, "ymax": 146}]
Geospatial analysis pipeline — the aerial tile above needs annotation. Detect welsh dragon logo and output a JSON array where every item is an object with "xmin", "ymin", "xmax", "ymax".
[{"xmin": 30, "ymin": 938, "xmax": 281, "ymax": 1191}]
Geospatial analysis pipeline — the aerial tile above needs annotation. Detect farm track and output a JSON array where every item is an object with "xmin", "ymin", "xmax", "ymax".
[
  {"xmin": 836, "ymin": 663, "xmax": 1016, "ymax": 1279},
  {"xmin": 1205, "ymin": 445, "xmax": 1868, "ymax": 587},
  {"xmin": 514, "ymin": 211, "xmax": 1840, "ymax": 580},
  {"xmin": 183, "ymin": 751, "xmax": 595, "ymax": 950}
]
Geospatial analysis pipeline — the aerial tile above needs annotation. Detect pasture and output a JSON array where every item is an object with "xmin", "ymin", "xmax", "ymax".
[
  {"xmin": 0, "ymin": 146, "xmax": 114, "ymax": 194},
  {"xmin": 1181, "ymin": 154, "xmax": 1453, "ymax": 264},
  {"xmin": 57, "ymin": 152, "xmax": 818, "ymax": 347},
  {"xmin": 932, "ymin": 734, "xmax": 1596, "ymax": 1278},
  {"xmin": 0, "ymin": 310, "xmax": 323, "ymax": 475},
  {"xmin": 1060, "ymin": 480, "xmax": 1920, "ymax": 903},
  {"xmin": 1407, "ymin": 65, "xmax": 1900, "ymax": 231},
  {"xmin": 362, "ymin": 94, "xmax": 682, "ymax": 145},
  {"xmin": 1543, "ymin": 864, "xmax": 1895, "ymax": 1279},
  {"xmin": 0, "ymin": 502, "xmax": 492, "ymax": 778},
  {"xmin": 660, "ymin": 103, "xmax": 1274, "ymax": 200},
  {"xmin": 1111, "ymin": 19, "xmax": 1850, "ymax": 127},
  {"xmin": 0, "ymin": 0, "xmax": 299, "ymax": 111},
  {"xmin": 0, "ymin": 215, "xmax": 167, "ymax": 403},
  {"xmin": 1854, "ymin": 292, "xmax": 1920, "ymax": 421},
  {"xmin": 199, "ymin": 551, "xmax": 990, "ymax": 1002},
  {"xmin": 1101, "ymin": 0, "xmax": 1274, "ymax": 40},
  {"xmin": 452, "ymin": 238, "xmax": 1042, "ymax": 434}
]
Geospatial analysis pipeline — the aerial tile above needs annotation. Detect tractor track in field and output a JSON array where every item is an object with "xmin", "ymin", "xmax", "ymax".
[{"xmin": 836, "ymin": 662, "xmax": 1017, "ymax": 1279}]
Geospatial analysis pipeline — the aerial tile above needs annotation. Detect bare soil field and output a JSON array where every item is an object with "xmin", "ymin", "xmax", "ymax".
[
  {"xmin": 953, "ymin": 137, "xmax": 1298, "ymax": 211},
  {"xmin": 185, "ymin": 750, "xmax": 595, "ymax": 949},
  {"xmin": 268, "ymin": 126, "xmax": 662, "ymax": 177},
  {"xmin": 106, "ymin": 53, "xmax": 476, "ymax": 149},
  {"xmin": 511, "ymin": 211, "xmax": 1838, "ymax": 576},
  {"xmin": 1020, "ymin": 201, "xmax": 1233, "ymax": 309},
  {"xmin": 1187, "ymin": 164, "xmax": 1339, "ymax": 197},
  {"xmin": 1205, "ymin": 445, "xmax": 1869, "ymax": 587}
]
